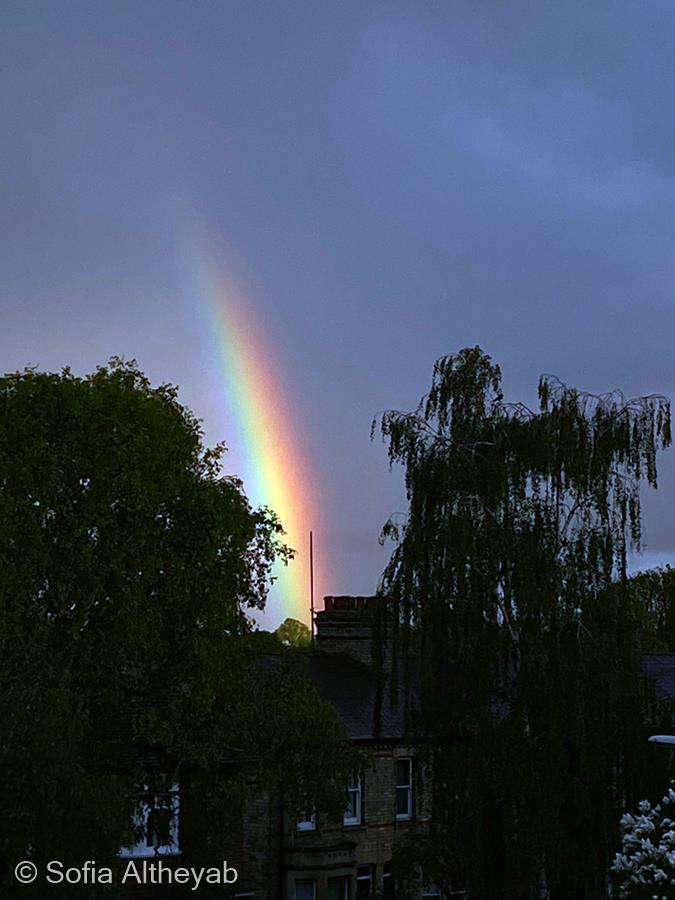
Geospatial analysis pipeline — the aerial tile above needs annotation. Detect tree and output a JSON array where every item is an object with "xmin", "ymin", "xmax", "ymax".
[
  {"xmin": 373, "ymin": 347, "xmax": 671, "ymax": 899},
  {"xmin": 0, "ymin": 359, "xmax": 355, "ymax": 890},
  {"xmin": 621, "ymin": 567, "xmax": 675, "ymax": 652},
  {"xmin": 275, "ymin": 617, "xmax": 312, "ymax": 647}
]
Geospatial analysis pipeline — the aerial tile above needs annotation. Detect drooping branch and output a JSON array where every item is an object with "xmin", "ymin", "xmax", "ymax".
[{"xmin": 372, "ymin": 347, "xmax": 671, "ymax": 899}]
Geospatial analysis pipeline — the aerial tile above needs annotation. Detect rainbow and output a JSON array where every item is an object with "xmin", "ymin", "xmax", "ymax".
[{"xmin": 187, "ymin": 235, "xmax": 324, "ymax": 626}]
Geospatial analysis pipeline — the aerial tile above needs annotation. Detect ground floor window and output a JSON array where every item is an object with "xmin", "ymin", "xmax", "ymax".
[
  {"xmin": 296, "ymin": 811, "xmax": 317, "ymax": 831},
  {"xmin": 328, "ymin": 875, "xmax": 350, "ymax": 900},
  {"xmin": 382, "ymin": 862, "xmax": 394, "ymax": 900},
  {"xmin": 119, "ymin": 779, "xmax": 180, "ymax": 858},
  {"xmin": 356, "ymin": 865, "xmax": 374, "ymax": 898},
  {"xmin": 295, "ymin": 879, "xmax": 316, "ymax": 900}
]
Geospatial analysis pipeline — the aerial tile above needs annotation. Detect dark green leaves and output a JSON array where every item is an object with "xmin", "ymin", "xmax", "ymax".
[
  {"xmin": 374, "ymin": 347, "xmax": 671, "ymax": 898},
  {"xmin": 0, "ymin": 359, "xmax": 350, "ymax": 882}
]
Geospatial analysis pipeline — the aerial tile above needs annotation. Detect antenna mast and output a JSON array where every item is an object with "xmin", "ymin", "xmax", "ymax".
[{"xmin": 309, "ymin": 530, "xmax": 315, "ymax": 644}]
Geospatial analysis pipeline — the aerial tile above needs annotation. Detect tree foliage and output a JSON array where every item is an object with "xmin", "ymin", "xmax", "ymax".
[
  {"xmin": 621, "ymin": 568, "xmax": 675, "ymax": 652},
  {"xmin": 275, "ymin": 617, "xmax": 312, "ymax": 647},
  {"xmin": 0, "ymin": 359, "xmax": 354, "ymax": 888},
  {"xmin": 374, "ymin": 347, "xmax": 671, "ymax": 898}
]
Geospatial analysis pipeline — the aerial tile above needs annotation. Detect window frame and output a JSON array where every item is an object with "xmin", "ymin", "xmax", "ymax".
[
  {"xmin": 382, "ymin": 862, "xmax": 394, "ymax": 900},
  {"xmin": 294, "ymin": 879, "xmax": 317, "ymax": 900},
  {"xmin": 395, "ymin": 757, "xmax": 413, "ymax": 821},
  {"xmin": 356, "ymin": 864, "xmax": 374, "ymax": 899},
  {"xmin": 327, "ymin": 875, "xmax": 350, "ymax": 900},
  {"xmin": 343, "ymin": 774, "xmax": 362, "ymax": 826},
  {"xmin": 296, "ymin": 811, "xmax": 317, "ymax": 832},
  {"xmin": 118, "ymin": 780, "xmax": 181, "ymax": 859}
]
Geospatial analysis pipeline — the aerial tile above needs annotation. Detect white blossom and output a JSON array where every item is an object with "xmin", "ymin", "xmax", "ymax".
[{"xmin": 613, "ymin": 783, "xmax": 675, "ymax": 899}]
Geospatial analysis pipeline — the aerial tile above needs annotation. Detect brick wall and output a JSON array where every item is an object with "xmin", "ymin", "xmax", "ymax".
[
  {"xmin": 283, "ymin": 744, "xmax": 430, "ymax": 900},
  {"xmin": 315, "ymin": 596, "xmax": 382, "ymax": 668}
]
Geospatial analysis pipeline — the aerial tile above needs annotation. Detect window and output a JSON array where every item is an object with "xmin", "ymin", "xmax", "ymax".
[
  {"xmin": 296, "ymin": 811, "xmax": 316, "ymax": 831},
  {"xmin": 395, "ymin": 758, "xmax": 412, "ymax": 820},
  {"xmin": 421, "ymin": 884, "xmax": 441, "ymax": 900},
  {"xmin": 356, "ymin": 865, "xmax": 374, "ymax": 899},
  {"xmin": 328, "ymin": 876, "xmax": 350, "ymax": 900},
  {"xmin": 382, "ymin": 862, "xmax": 394, "ymax": 900},
  {"xmin": 295, "ymin": 880, "xmax": 316, "ymax": 900},
  {"xmin": 119, "ymin": 780, "xmax": 180, "ymax": 858},
  {"xmin": 343, "ymin": 774, "xmax": 362, "ymax": 826}
]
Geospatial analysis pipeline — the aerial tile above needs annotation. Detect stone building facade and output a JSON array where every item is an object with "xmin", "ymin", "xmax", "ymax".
[{"xmin": 234, "ymin": 595, "xmax": 433, "ymax": 900}]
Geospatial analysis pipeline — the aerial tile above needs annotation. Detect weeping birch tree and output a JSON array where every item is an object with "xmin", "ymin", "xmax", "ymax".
[{"xmin": 374, "ymin": 347, "xmax": 671, "ymax": 900}]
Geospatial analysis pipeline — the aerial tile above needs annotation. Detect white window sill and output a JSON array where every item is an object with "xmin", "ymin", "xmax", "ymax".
[{"xmin": 118, "ymin": 844, "xmax": 181, "ymax": 859}]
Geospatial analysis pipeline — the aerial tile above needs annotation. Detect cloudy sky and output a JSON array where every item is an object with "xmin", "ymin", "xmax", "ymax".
[{"xmin": 3, "ymin": 1, "xmax": 675, "ymax": 625}]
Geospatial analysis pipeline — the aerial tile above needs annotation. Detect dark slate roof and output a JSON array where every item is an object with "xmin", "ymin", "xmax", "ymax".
[
  {"xmin": 306, "ymin": 651, "xmax": 413, "ymax": 742},
  {"xmin": 256, "ymin": 650, "xmax": 413, "ymax": 742},
  {"xmin": 641, "ymin": 654, "xmax": 675, "ymax": 701}
]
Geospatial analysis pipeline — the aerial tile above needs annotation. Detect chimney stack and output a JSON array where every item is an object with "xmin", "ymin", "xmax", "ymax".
[{"xmin": 314, "ymin": 595, "xmax": 379, "ymax": 667}]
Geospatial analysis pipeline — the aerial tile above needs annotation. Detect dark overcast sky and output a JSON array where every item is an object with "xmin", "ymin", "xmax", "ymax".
[{"xmin": 3, "ymin": 1, "xmax": 675, "ymax": 625}]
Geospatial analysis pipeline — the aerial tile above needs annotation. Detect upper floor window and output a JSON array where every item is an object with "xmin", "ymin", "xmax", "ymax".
[
  {"xmin": 395, "ymin": 758, "xmax": 412, "ymax": 820},
  {"xmin": 343, "ymin": 774, "xmax": 362, "ymax": 826}
]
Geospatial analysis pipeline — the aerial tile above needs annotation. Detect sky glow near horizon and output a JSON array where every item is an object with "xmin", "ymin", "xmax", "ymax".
[{"xmin": 3, "ymin": 2, "xmax": 675, "ymax": 625}]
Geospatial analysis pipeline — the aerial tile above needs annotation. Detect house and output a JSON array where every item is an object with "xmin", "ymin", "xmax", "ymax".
[
  {"xmin": 117, "ymin": 595, "xmax": 430, "ymax": 900},
  {"xmin": 641, "ymin": 654, "xmax": 675, "ymax": 715},
  {"xmin": 233, "ymin": 594, "xmax": 432, "ymax": 900},
  {"xmin": 121, "ymin": 615, "xmax": 675, "ymax": 900},
  {"xmin": 223, "ymin": 612, "xmax": 675, "ymax": 900},
  {"xmin": 642, "ymin": 654, "xmax": 675, "ymax": 739}
]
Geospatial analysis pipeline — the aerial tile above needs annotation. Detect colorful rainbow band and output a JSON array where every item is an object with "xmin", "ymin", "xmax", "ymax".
[{"xmin": 188, "ymin": 234, "xmax": 327, "ymax": 625}]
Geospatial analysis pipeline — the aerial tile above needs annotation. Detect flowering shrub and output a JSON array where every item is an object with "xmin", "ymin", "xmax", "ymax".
[{"xmin": 612, "ymin": 785, "xmax": 675, "ymax": 899}]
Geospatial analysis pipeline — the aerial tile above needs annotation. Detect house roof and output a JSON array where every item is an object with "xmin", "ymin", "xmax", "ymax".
[
  {"xmin": 641, "ymin": 654, "xmax": 675, "ymax": 701},
  {"xmin": 257, "ymin": 649, "xmax": 414, "ymax": 742},
  {"xmin": 306, "ymin": 651, "xmax": 413, "ymax": 742}
]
